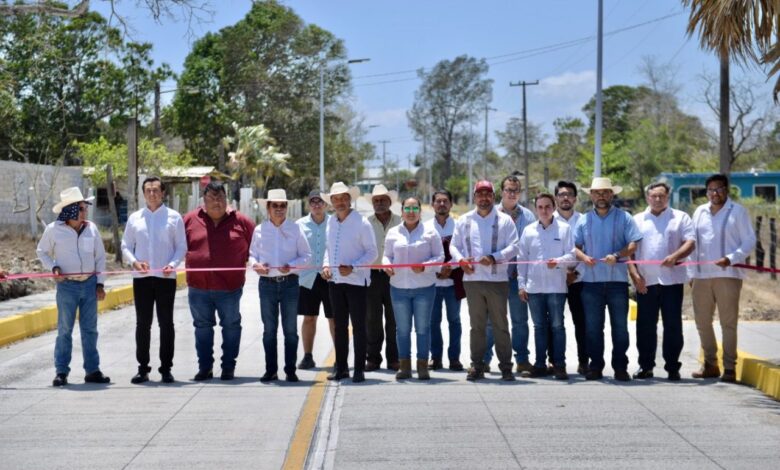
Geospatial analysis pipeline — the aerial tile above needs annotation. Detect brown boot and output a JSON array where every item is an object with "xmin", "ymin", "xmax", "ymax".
[
  {"xmin": 720, "ymin": 369, "xmax": 737, "ymax": 383},
  {"xmin": 692, "ymin": 362, "xmax": 720, "ymax": 379},
  {"xmin": 395, "ymin": 359, "xmax": 412, "ymax": 380},
  {"xmin": 417, "ymin": 359, "xmax": 430, "ymax": 380}
]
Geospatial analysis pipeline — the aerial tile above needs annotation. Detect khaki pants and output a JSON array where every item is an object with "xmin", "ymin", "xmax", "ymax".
[
  {"xmin": 464, "ymin": 281, "xmax": 512, "ymax": 371},
  {"xmin": 691, "ymin": 278, "xmax": 742, "ymax": 370}
]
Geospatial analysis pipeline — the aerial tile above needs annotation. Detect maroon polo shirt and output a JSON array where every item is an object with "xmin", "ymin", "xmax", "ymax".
[{"xmin": 184, "ymin": 207, "xmax": 255, "ymax": 291}]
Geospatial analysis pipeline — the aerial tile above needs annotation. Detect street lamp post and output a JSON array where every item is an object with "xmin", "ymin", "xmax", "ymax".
[{"xmin": 319, "ymin": 57, "xmax": 370, "ymax": 190}]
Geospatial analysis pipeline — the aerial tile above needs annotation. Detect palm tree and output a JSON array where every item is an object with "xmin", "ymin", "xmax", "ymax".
[
  {"xmin": 682, "ymin": 0, "xmax": 778, "ymax": 174},
  {"xmin": 224, "ymin": 123, "xmax": 293, "ymax": 195}
]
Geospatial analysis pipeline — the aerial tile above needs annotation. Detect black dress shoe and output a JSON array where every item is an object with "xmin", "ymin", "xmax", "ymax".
[
  {"xmin": 52, "ymin": 373, "xmax": 68, "ymax": 387},
  {"xmin": 352, "ymin": 370, "xmax": 365, "ymax": 383},
  {"xmin": 327, "ymin": 369, "xmax": 350, "ymax": 381},
  {"xmin": 220, "ymin": 369, "xmax": 235, "ymax": 381},
  {"xmin": 286, "ymin": 372, "xmax": 299, "ymax": 382},
  {"xmin": 131, "ymin": 372, "xmax": 149, "ymax": 384},
  {"xmin": 84, "ymin": 370, "xmax": 110, "ymax": 384},
  {"xmin": 161, "ymin": 371, "xmax": 175, "ymax": 383},
  {"xmin": 449, "ymin": 359, "xmax": 464, "ymax": 371},
  {"xmin": 194, "ymin": 369, "xmax": 213, "ymax": 381},
  {"xmin": 297, "ymin": 354, "xmax": 316, "ymax": 369},
  {"xmin": 632, "ymin": 368, "xmax": 654, "ymax": 379},
  {"xmin": 429, "ymin": 358, "xmax": 443, "ymax": 370},
  {"xmin": 614, "ymin": 370, "xmax": 632, "ymax": 382},
  {"xmin": 667, "ymin": 371, "xmax": 681, "ymax": 381},
  {"xmin": 585, "ymin": 370, "xmax": 604, "ymax": 381},
  {"xmin": 260, "ymin": 371, "xmax": 278, "ymax": 383},
  {"xmin": 364, "ymin": 362, "xmax": 380, "ymax": 372}
]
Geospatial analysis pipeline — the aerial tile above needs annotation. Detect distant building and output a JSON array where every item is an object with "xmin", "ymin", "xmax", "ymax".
[{"xmin": 658, "ymin": 171, "xmax": 780, "ymax": 209}]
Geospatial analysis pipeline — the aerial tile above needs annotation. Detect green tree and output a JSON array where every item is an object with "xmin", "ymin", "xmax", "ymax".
[
  {"xmin": 224, "ymin": 123, "xmax": 292, "ymax": 195},
  {"xmin": 547, "ymin": 117, "xmax": 586, "ymax": 182},
  {"xmin": 166, "ymin": 0, "xmax": 363, "ymax": 195},
  {"xmin": 407, "ymin": 55, "xmax": 493, "ymax": 184},
  {"xmin": 582, "ymin": 85, "xmax": 651, "ymax": 144}
]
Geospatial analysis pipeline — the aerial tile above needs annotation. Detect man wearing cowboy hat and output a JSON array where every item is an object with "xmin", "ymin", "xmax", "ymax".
[
  {"xmin": 122, "ymin": 176, "xmax": 187, "ymax": 385},
  {"xmin": 184, "ymin": 181, "xmax": 255, "ymax": 381},
  {"xmin": 37, "ymin": 187, "xmax": 111, "ymax": 387},
  {"xmin": 296, "ymin": 189, "xmax": 334, "ymax": 370},
  {"xmin": 450, "ymin": 180, "xmax": 520, "ymax": 382},
  {"xmin": 573, "ymin": 177, "xmax": 642, "ymax": 382},
  {"xmin": 365, "ymin": 184, "xmax": 402, "ymax": 371},
  {"xmin": 321, "ymin": 182, "xmax": 378, "ymax": 383},
  {"xmin": 250, "ymin": 189, "xmax": 311, "ymax": 383}
]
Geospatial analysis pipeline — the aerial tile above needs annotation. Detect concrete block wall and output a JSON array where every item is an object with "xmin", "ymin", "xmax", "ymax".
[{"xmin": 0, "ymin": 161, "xmax": 83, "ymax": 234}]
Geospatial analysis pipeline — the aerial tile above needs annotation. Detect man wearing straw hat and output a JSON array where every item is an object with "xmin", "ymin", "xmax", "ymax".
[
  {"xmin": 321, "ymin": 182, "xmax": 378, "ymax": 383},
  {"xmin": 184, "ymin": 181, "xmax": 255, "ymax": 381},
  {"xmin": 365, "ymin": 184, "xmax": 402, "ymax": 372},
  {"xmin": 122, "ymin": 176, "xmax": 186, "ymax": 385},
  {"xmin": 37, "ymin": 187, "xmax": 111, "ymax": 387},
  {"xmin": 250, "ymin": 189, "xmax": 311, "ymax": 383},
  {"xmin": 573, "ymin": 177, "xmax": 642, "ymax": 382}
]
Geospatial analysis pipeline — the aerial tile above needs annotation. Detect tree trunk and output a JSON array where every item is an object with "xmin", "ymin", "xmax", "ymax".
[
  {"xmin": 719, "ymin": 52, "xmax": 732, "ymax": 175},
  {"xmin": 106, "ymin": 165, "xmax": 122, "ymax": 263}
]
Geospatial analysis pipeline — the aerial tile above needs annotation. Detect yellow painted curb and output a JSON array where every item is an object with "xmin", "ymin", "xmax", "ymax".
[
  {"xmin": 629, "ymin": 299, "xmax": 637, "ymax": 321},
  {"xmin": 0, "ymin": 272, "xmax": 187, "ymax": 348},
  {"xmin": 282, "ymin": 348, "xmax": 337, "ymax": 470},
  {"xmin": 698, "ymin": 343, "xmax": 780, "ymax": 401}
]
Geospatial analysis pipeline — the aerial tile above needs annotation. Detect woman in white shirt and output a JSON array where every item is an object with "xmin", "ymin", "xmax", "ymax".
[{"xmin": 383, "ymin": 197, "xmax": 444, "ymax": 380}]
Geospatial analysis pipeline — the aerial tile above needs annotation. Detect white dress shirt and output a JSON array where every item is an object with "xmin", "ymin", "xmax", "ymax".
[
  {"xmin": 518, "ymin": 219, "xmax": 575, "ymax": 294},
  {"xmin": 383, "ymin": 222, "xmax": 444, "ymax": 289},
  {"xmin": 249, "ymin": 218, "xmax": 312, "ymax": 278},
  {"xmin": 37, "ymin": 221, "xmax": 107, "ymax": 283},
  {"xmin": 449, "ymin": 207, "xmax": 519, "ymax": 283},
  {"xmin": 689, "ymin": 199, "xmax": 756, "ymax": 280},
  {"xmin": 323, "ymin": 210, "xmax": 378, "ymax": 286},
  {"xmin": 121, "ymin": 205, "xmax": 187, "ymax": 279},
  {"xmin": 425, "ymin": 217, "xmax": 455, "ymax": 287},
  {"xmin": 633, "ymin": 207, "xmax": 695, "ymax": 286}
]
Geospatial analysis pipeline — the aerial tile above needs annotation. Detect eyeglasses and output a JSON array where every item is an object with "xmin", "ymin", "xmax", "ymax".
[
  {"xmin": 309, "ymin": 199, "xmax": 325, "ymax": 206},
  {"xmin": 706, "ymin": 186, "xmax": 727, "ymax": 194},
  {"xmin": 591, "ymin": 190, "xmax": 612, "ymax": 198},
  {"xmin": 402, "ymin": 206, "xmax": 421, "ymax": 213},
  {"xmin": 502, "ymin": 188, "xmax": 520, "ymax": 195},
  {"xmin": 270, "ymin": 203, "xmax": 288, "ymax": 209},
  {"xmin": 556, "ymin": 192, "xmax": 575, "ymax": 198}
]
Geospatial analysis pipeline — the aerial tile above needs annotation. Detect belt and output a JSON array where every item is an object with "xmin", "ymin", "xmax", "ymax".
[{"xmin": 262, "ymin": 274, "xmax": 298, "ymax": 283}]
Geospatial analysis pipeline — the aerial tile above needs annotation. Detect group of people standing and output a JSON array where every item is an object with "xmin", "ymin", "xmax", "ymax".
[{"xmin": 36, "ymin": 170, "xmax": 754, "ymax": 387}]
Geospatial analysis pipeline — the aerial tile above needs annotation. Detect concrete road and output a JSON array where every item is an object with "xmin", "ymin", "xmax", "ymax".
[{"xmin": 1, "ymin": 272, "xmax": 779, "ymax": 469}]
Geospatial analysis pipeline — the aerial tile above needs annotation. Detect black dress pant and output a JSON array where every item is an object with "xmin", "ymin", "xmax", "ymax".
[
  {"xmin": 365, "ymin": 270, "xmax": 398, "ymax": 366},
  {"xmin": 133, "ymin": 277, "xmax": 177, "ymax": 373},
  {"xmin": 636, "ymin": 283, "xmax": 684, "ymax": 372},
  {"xmin": 329, "ymin": 283, "xmax": 367, "ymax": 373}
]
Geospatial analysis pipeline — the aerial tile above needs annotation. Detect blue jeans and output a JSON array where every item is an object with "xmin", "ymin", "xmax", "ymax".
[
  {"xmin": 581, "ymin": 282, "xmax": 630, "ymax": 372},
  {"xmin": 429, "ymin": 286, "xmax": 462, "ymax": 361},
  {"xmin": 390, "ymin": 285, "xmax": 435, "ymax": 360},
  {"xmin": 527, "ymin": 293, "xmax": 567, "ymax": 368},
  {"xmin": 54, "ymin": 276, "xmax": 100, "ymax": 375},
  {"xmin": 259, "ymin": 276, "xmax": 300, "ymax": 375},
  {"xmin": 485, "ymin": 277, "xmax": 529, "ymax": 364},
  {"xmin": 188, "ymin": 287, "xmax": 243, "ymax": 372}
]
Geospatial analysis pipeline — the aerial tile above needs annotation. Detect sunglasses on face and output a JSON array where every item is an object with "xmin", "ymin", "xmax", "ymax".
[
  {"xmin": 270, "ymin": 203, "xmax": 288, "ymax": 209},
  {"xmin": 402, "ymin": 206, "xmax": 421, "ymax": 213}
]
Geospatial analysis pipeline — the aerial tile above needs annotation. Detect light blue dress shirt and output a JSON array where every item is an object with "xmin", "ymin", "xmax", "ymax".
[
  {"xmin": 296, "ymin": 213, "xmax": 329, "ymax": 289},
  {"xmin": 574, "ymin": 206, "xmax": 642, "ymax": 283}
]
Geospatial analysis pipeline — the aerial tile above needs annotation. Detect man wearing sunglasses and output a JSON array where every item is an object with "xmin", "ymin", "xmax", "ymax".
[
  {"xmin": 689, "ymin": 174, "xmax": 756, "ymax": 383},
  {"xmin": 37, "ymin": 187, "xmax": 110, "ymax": 387}
]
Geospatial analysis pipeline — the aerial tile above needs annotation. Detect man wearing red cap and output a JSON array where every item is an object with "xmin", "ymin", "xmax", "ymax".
[{"xmin": 450, "ymin": 180, "xmax": 520, "ymax": 381}]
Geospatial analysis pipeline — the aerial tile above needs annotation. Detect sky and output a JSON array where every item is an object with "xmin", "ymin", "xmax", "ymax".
[{"xmin": 93, "ymin": 0, "xmax": 776, "ymax": 172}]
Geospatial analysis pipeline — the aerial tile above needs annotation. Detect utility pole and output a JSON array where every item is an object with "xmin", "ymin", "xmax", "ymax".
[
  {"xmin": 509, "ymin": 80, "xmax": 539, "ymax": 203},
  {"xmin": 379, "ymin": 140, "xmax": 390, "ymax": 184},
  {"xmin": 594, "ymin": 0, "xmax": 604, "ymax": 177},
  {"xmin": 483, "ymin": 105, "xmax": 496, "ymax": 178},
  {"xmin": 153, "ymin": 82, "xmax": 161, "ymax": 138},
  {"xmin": 424, "ymin": 132, "xmax": 432, "ymax": 204}
]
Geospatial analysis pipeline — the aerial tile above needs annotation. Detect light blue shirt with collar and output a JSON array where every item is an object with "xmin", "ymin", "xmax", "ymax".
[
  {"xmin": 574, "ymin": 206, "xmax": 642, "ymax": 283},
  {"xmin": 496, "ymin": 202, "xmax": 536, "ymax": 278},
  {"xmin": 297, "ymin": 213, "xmax": 330, "ymax": 289}
]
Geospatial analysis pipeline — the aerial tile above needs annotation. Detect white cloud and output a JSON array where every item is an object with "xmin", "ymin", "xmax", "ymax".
[
  {"xmin": 536, "ymin": 70, "xmax": 597, "ymax": 101},
  {"xmin": 363, "ymin": 108, "xmax": 408, "ymax": 128}
]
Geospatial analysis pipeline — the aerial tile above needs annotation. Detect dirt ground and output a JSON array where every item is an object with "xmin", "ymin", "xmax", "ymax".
[{"xmin": 0, "ymin": 233, "xmax": 123, "ymax": 301}]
